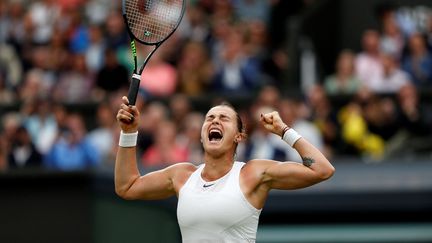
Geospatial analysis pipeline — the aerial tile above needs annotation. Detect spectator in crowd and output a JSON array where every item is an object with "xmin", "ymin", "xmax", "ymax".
[
  {"xmin": 1, "ymin": 112, "xmax": 22, "ymax": 170},
  {"xmin": 243, "ymin": 20, "xmax": 269, "ymax": 60},
  {"xmin": 212, "ymin": 0, "xmax": 235, "ymax": 22},
  {"xmin": 85, "ymin": 24, "xmax": 106, "ymax": 73},
  {"xmin": 323, "ymin": 49, "xmax": 362, "ymax": 95},
  {"xmin": 355, "ymin": 29, "xmax": 383, "ymax": 90},
  {"xmin": 52, "ymin": 103, "xmax": 69, "ymax": 134},
  {"xmin": 369, "ymin": 51, "xmax": 411, "ymax": 94},
  {"xmin": 378, "ymin": 7, "xmax": 405, "ymax": 61},
  {"xmin": 141, "ymin": 120, "xmax": 188, "ymax": 169},
  {"xmin": 0, "ymin": 67, "xmax": 16, "ymax": 104},
  {"xmin": 18, "ymin": 69, "xmax": 45, "ymax": 103},
  {"xmin": 65, "ymin": 8, "xmax": 90, "ymax": 54},
  {"xmin": 139, "ymin": 48, "xmax": 178, "ymax": 98},
  {"xmin": 23, "ymin": 98, "xmax": 59, "ymax": 155},
  {"xmin": 84, "ymin": 0, "xmax": 114, "ymax": 25},
  {"xmin": 104, "ymin": 10, "xmax": 128, "ymax": 49},
  {"xmin": 234, "ymin": 0, "xmax": 271, "ymax": 24},
  {"xmin": 48, "ymin": 31, "xmax": 70, "ymax": 72},
  {"xmin": 28, "ymin": 0, "xmax": 60, "ymax": 45},
  {"xmin": 53, "ymin": 54, "xmax": 94, "ymax": 103},
  {"xmin": 254, "ymin": 84, "xmax": 281, "ymax": 108},
  {"xmin": 7, "ymin": 126, "xmax": 43, "ymax": 169},
  {"xmin": 177, "ymin": 112, "xmax": 205, "ymax": 165},
  {"xmin": 307, "ymin": 85, "xmax": 340, "ymax": 158},
  {"xmin": 402, "ymin": 32, "xmax": 432, "ymax": 88},
  {"xmin": 45, "ymin": 113, "xmax": 100, "ymax": 170},
  {"xmin": 1, "ymin": 0, "xmax": 29, "ymax": 56},
  {"xmin": 212, "ymin": 26, "xmax": 262, "ymax": 95},
  {"xmin": 396, "ymin": 84, "xmax": 431, "ymax": 135},
  {"xmin": 178, "ymin": 4, "xmax": 210, "ymax": 43},
  {"xmin": 94, "ymin": 49, "xmax": 129, "ymax": 99},
  {"xmin": 26, "ymin": 46, "xmax": 58, "ymax": 94},
  {"xmin": 87, "ymin": 102, "xmax": 117, "ymax": 166},
  {"xmin": 363, "ymin": 95, "xmax": 399, "ymax": 143},
  {"xmin": 137, "ymin": 101, "xmax": 169, "ymax": 155},
  {"xmin": 0, "ymin": 43, "xmax": 23, "ymax": 91},
  {"xmin": 207, "ymin": 18, "xmax": 232, "ymax": 66},
  {"xmin": 386, "ymin": 84, "xmax": 432, "ymax": 158},
  {"xmin": 169, "ymin": 94, "xmax": 193, "ymax": 129},
  {"xmin": 337, "ymin": 89, "xmax": 386, "ymax": 160},
  {"xmin": 177, "ymin": 41, "xmax": 214, "ymax": 96}
]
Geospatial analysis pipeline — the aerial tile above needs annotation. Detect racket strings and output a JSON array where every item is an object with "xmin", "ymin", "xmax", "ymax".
[{"xmin": 125, "ymin": 0, "xmax": 182, "ymax": 43}]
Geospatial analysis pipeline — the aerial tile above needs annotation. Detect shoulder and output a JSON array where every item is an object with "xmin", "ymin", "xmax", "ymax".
[
  {"xmin": 241, "ymin": 159, "xmax": 280, "ymax": 177},
  {"xmin": 165, "ymin": 162, "xmax": 198, "ymax": 181},
  {"xmin": 240, "ymin": 159, "xmax": 283, "ymax": 194},
  {"xmin": 165, "ymin": 162, "xmax": 199, "ymax": 193},
  {"xmin": 166, "ymin": 162, "xmax": 198, "ymax": 174}
]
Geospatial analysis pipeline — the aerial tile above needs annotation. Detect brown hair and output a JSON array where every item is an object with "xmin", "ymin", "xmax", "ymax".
[{"xmin": 218, "ymin": 102, "xmax": 245, "ymax": 134}]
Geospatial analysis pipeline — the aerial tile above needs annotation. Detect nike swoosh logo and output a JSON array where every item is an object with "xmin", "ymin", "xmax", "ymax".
[{"xmin": 203, "ymin": 183, "xmax": 215, "ymax": 188}]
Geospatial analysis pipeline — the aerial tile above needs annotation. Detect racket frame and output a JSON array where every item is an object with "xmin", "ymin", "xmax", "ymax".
[{"xmin": 121, "ymin": 0, "xmax": 186, "ymax": 105}]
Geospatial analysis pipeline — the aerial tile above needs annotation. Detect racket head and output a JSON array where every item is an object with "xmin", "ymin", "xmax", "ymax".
[{"xmin": 122, "ymin": 0, "xmax": 185, "ymax": 45}]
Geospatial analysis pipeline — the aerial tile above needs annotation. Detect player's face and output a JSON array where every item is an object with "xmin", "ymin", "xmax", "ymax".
[{"xmin": 201, "ymin": 106, "xmax": 239, "ymax": 155}]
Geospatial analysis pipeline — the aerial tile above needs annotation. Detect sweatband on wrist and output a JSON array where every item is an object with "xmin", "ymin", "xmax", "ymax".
[
  {"xmin": 282, "ymin": 128, "xmax": 302, "ymax": 147},
  {"xmin": 119, "ymin": 131, "xmax": 138, "ymax": 147}
]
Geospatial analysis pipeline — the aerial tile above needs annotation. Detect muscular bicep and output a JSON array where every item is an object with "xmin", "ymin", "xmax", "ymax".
[
  {"xmin": 120, "ymin": 163, "xmax": 195, "ymax": 200},
  {"xmin": 258, "ymin": 139, "xmax": 335, "ymax": 190},
  {"xmin": 124, "ymin": 168, "xmax": 175, "ymax": 200},
  {"xmin": 262, "ymin": 161, "xmax": 324, "ymax": 190}
]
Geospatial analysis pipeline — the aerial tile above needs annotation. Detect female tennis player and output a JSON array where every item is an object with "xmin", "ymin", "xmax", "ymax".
[{"xmin": 115, "ymin": 96, "xmax": 335, "ymax": 242}]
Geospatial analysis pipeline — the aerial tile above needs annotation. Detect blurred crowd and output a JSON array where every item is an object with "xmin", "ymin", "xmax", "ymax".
[{"xmin": 0, "ymin": 0, "xmax": 432, "ymax": 172}]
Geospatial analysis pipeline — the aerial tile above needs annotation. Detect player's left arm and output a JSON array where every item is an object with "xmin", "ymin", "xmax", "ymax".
[{"xmin": 256, "ymin": 112, "xmax": 335, "ymax": 190}]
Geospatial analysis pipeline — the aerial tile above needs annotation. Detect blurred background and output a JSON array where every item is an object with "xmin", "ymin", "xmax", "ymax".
[{"xmin": 1, "ymin": 0, "xmax": 432, "ymax": 242}]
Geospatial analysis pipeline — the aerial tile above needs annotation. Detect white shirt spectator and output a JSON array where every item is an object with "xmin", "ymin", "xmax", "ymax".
[
  {"xmin": 355, "ymin": 53, "xmax": 384, "ymax": 90},
  {"xmin": 369, "ymin": 69, "xmax": 410, "ymax": 94},
  {"xmin": 29, "ymin": 1, "xmax": 60, "ymax": 44}
]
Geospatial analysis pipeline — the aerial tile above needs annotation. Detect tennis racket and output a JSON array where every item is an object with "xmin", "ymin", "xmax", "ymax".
[{"xmin": 122, "ymin": 0, "xmax": 186, "ymax": 105}]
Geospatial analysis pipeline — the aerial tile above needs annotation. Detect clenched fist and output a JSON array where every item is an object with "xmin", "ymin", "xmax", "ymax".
[
  {"xmin": 116, "ymin": 96, "xmax": 140, "ymax": 133},
  {"xmin": 260, "ymin": 111, "xmax": 288, "ymax": 137}
]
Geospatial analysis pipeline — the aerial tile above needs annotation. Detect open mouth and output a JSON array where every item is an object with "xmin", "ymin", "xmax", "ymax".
[{"xmin": 208, "ymin": 129, "xmax": 223, "ymax": 142}]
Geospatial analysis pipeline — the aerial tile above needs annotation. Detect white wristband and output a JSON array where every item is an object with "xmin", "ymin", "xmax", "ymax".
[
  {"xmin": 119, "ymin": 131, "xmax": 138, "ymax": 147},
  {"xmin": 282, "ymin": 128, "xmax": 302, "ymax": 147}
]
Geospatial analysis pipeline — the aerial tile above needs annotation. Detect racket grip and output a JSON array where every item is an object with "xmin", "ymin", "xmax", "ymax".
[{"xmin": 127, "ymin": 74, "xmax": 141, "ymax": 105}]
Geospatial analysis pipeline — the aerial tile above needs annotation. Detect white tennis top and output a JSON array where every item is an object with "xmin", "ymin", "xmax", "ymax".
[{"xmin": 177, "ymin": 161, "xmax": 262, "ymax": 243}]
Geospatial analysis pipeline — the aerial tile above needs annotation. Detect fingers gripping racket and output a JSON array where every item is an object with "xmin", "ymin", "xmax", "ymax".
[{"xmin": 122, "ymin": 0, "xmax": 185, "ymax": 105}]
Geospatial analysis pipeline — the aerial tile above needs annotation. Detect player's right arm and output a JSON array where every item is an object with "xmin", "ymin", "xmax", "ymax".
[{"xmin": 115, "ymin": 96, "xmax": 194, "ymax": 200}]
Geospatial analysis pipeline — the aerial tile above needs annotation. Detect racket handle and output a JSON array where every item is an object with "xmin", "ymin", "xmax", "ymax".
[{"xmin": 127, "ymin": 74, "xmax": 141, "ymax": 105}]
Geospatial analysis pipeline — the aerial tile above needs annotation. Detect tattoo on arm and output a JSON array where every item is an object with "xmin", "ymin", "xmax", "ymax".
[{"xmin": 302, "ymin": 157, "xmax": 315, "ymax": 167}]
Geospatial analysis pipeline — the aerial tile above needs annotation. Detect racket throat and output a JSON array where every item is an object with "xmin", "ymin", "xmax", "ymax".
[{"xmin": 138, "ymin": 42, "xmax": 162, "ymax": 74}]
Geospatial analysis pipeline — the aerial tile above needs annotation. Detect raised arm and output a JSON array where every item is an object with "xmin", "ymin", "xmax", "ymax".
[
  {"xmin": 252, "ymin": 111, "xmax": 335, "ymax": 190},
  {"xmin": 115, "ymin": 96, "xmax": 193, "ymax": 200}
]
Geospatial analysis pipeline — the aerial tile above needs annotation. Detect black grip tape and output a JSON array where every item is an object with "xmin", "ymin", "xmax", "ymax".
[{"xmin": 127, "ymin": 75, "xmax": 140, "ymax": 105}]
